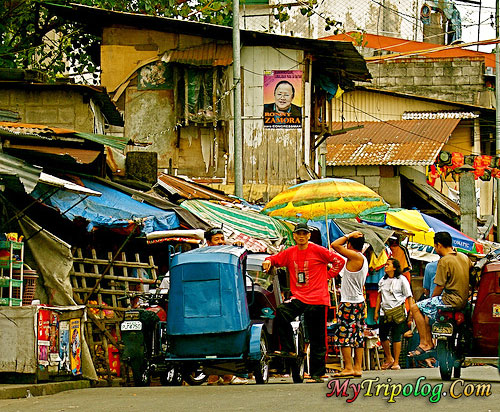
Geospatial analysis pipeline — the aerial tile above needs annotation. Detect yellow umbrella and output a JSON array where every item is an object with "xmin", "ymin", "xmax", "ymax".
[{"xmin": 261, "ymin": 178, "xmax": 389, "ymax": 221}]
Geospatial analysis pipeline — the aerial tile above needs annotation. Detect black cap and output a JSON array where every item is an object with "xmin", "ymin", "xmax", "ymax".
[{"xmin": 293, "ymin": 223, "xmax": 311, "ymax": 233}]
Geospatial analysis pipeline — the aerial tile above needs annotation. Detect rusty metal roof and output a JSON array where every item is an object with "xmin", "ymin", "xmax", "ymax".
[
  {"xmin": 44, "ymin": 3, "xmax": 371, "ymax": 85},
  {"xmin": 326, "ymin": 119, "xmax": 460, "ymax": 166},
  {"xmin": 0, "ymin": 122, "xmax": 130, "ymax": 150},
  {"xmin": 157, "ymin": 174, "xmax": 237, "ymax": 203},
  {"xmin": 163, "ymin": 43, "xmax": 233, "ymax": 66}
]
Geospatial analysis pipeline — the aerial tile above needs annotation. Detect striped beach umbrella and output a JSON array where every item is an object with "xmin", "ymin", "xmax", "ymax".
[{"xmin": 261, "ymin": 178, "xmax": 389, "ymax": 222}]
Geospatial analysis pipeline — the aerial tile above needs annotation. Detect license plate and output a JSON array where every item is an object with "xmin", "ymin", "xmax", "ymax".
[
  {"xmin": 121, "ymin": 321, "xmax": 142, "ymax": 331},
  {"xmin": 432, "ymin": 323, "xmax": 453, "ymax": 336}
]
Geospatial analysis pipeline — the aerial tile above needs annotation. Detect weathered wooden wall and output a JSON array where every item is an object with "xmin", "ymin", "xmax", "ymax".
[{"xmin": 241, "ymin": 46, "xmax": 305, "ymax": 187}]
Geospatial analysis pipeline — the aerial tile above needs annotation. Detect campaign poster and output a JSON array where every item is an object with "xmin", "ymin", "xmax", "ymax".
[
  {"xmin": 70, "ymin": 318, "xmax": 82, "ymax": 375},
  {"xmin": 263, "ymin": 70, "xmax": 302, "ymax": 129},
  {"xmin": 59, "ymin": 321, "xmax": 71, "ymax": 373}
]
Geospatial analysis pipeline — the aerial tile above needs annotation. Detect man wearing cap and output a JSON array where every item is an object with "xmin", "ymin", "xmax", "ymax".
[{"xmin": 262, "ymin": 223, "xmax": 345, "ymax": 383}]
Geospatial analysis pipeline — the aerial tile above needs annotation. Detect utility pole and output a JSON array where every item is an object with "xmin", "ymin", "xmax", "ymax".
[
  {"xmin": 233, "ymin": 0, "xmax": 243, "ymax": 198},
  {"xmin": 496, "ymin": 0, "xmax": 500, "ymax": 241}
]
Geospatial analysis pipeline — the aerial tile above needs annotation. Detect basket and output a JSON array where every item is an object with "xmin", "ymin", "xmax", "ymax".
[{"xmin": 12, "ymin": 270, "xmax": 38, "ymax": 305}]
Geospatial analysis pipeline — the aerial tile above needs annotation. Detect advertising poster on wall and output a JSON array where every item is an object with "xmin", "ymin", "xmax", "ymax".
[
  {"xmin": 263, "ymin": 70, "xmax": 302, "ymax": 129},
  {"xmin": 37, "ymin": 309, "xmax": 51, "ymax": 366},
  {"xmin": 70, "ymin": 318, "xmax": 82, "ymax": 375},
  {"xmin": 59, "ymin": 320, "xmax": 71, "ymax": 373}
]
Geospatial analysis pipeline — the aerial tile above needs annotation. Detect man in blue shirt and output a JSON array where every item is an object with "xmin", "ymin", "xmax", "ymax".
[{"xmin": 422, "ymin": 260, "xmax": 438, "ymax": 299}]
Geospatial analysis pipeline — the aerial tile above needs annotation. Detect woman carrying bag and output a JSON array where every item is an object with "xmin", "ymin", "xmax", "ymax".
[{"xmin": 374, "ymin": 258, "xmax": 414, "ymax": 370}]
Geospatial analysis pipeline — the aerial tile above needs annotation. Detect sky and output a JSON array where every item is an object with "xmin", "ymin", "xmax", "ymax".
[{"xmin": 457, "ymin": 0, "xmax": 497, "ymax": 52}]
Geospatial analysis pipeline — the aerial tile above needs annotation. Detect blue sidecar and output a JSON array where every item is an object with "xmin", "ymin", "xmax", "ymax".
[{"xmin": 166, "ymin": 245, "xmax": 270, "ymax": 383}]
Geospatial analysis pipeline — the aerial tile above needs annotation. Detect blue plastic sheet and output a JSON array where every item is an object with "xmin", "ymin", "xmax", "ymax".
[{"xmin": 33, "ymin": 178, "xmax": 179, "ymax": 234}]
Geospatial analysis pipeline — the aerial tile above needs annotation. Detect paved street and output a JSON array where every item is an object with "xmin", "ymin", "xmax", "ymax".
[{"xmin": 0, "ymin": 366, "xmax": 499, "ymax": 412}]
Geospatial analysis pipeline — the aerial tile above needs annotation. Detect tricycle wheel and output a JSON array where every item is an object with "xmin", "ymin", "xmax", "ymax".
[
  {"xmin": 132, "ymin": 360, "xmax": 152, "ymax": 387},
  {"xmin": 437, "ymin": 340, "xmax": 454, "ymax": 381},
  {"xmin": 453, "ymin": 365, "xmax": 462, "ymax": 379},
  {"xmin": 254, "ymin": 331, "xmax": 269, "ymax": 384},
  {"xmin": 183, "ymin": 367, "xmax": 208, "ymax": 386},
  {"xmin": 161, "ymin": 366, "xmax": 183, "ymax": 386},
  {"xmin": 291, "ymin": 326, "xmax": 305, "ymax": 383}
]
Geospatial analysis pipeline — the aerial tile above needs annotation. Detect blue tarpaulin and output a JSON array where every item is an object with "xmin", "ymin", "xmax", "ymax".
[{"xmin": 32, "ymin": 178, "xmax": 179, "ymax": 234}]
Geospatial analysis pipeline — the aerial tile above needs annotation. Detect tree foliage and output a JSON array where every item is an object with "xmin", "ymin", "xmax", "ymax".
[{"xmin": 0, "ymin": 0, "xmax": 342, "ymax": 83}]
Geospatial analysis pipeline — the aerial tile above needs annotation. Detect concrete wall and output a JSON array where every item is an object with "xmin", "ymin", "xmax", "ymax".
[
  {"xmin": 0, "ymin": 87, "xmax": 95, "ymax": 132},
  {"xmin": 368, "ymin": 58, "xmax": 486, "ymax": 105}
]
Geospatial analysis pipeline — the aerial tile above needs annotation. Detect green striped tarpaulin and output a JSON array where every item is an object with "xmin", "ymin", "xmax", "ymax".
[{"xmin": 180, "ymin": 199, "xmax": 293, "ymax": 246}]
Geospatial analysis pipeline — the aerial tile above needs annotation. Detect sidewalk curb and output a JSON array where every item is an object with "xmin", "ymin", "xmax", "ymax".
[{"xmin": 0, "ymin": 380, "xmax": 90, "ymax": 399}]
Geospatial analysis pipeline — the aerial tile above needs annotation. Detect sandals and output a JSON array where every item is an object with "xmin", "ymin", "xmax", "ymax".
[
  {"xmin": 408, "ymin": 345, "xmax": 435, "ymax": 359},
  {"xmin": 381, "ymin": 361, "xmax": 394, "ymax": 370},
  {"xmin": 305, "ymin": 377, "xmax": 325, "ymax": 383}
]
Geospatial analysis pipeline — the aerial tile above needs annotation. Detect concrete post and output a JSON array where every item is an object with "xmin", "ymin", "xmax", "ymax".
[{"xmin": 459, "ymin": 170, "xmax": 477, "ymax": 239}]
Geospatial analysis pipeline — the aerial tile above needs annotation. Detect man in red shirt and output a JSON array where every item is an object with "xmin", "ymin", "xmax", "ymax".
[{"xmin": 262, "ymin": 223, "xmax": 345, "ymax": 383}]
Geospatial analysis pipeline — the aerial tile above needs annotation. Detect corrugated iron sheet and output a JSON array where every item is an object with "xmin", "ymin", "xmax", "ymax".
[
  {"xmin": 0, "ymin": 122, "xmax": 76, "ymax": 136},
  {"xmin": 0, "ymin": 152, "xmax": 42, "ymax": 194},
  {"xmin": 326, "ymin": 119, "xmax": 460, "ymax": 166},
  {"xmin": 157, "ymin": 174, "xmax": 236, "ymax": 202},
  {"xmin": 163, "ymin": 43, "xmax": 233, "ymax": 66},
  {"xmin": 0, "ymin": 122, "xmax": 130, "ymax": 150},
  {"xmin": 8, "ymin": 145, "xmax": 101, "ymax": 164}
]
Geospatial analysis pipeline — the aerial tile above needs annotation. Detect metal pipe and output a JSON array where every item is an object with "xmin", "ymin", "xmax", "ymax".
[{"xmin": 233, "ymin": 0, "xmax": 243, "ymax": 198}]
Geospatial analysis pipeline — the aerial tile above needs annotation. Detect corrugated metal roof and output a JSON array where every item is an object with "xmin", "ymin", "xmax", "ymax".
[
  {"xmin": 0, "ymin": 152, "xmax": 42, "ymax": 194},
  {"xmin": 7, "ymin": 145, "xmax": 101, "ymax": 164},
  {"xmin": 0, "ymin": 122, "xmax": 130, "ymax": 150},
  {"xmin": 162, "ymin": 43, "xmax": 233, "ymax": 66},
  {"xmin": 0, "ymin": 152, "xmax": 101, "ymax": 195},
  {"xmin": 157, "ymin": 174, "xmax": 237, "ymax": 202},
  {"xmin": 402, "ymin": 111, "xmax": 479, "ymax": 120},
  {"xmin": 43, "ymin": 3, "xmax": 371, "ymax": 84},
  {"xmin": 322, "ymin": 32, "xmax": 496, "ymax": 68},
  {"xmin": 326, "ymin": 119, "xmax": 460, "ymax": 166}
]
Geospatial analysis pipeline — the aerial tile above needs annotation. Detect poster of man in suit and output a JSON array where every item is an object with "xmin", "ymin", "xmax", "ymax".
[{"xmin": 263, "ymin": 70, "xmax": 302, "ymax": 129}]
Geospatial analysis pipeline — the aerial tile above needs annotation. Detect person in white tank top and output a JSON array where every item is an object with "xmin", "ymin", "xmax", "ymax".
[{"xmin": 330, "ymin": 231, "xmax": 367, "ymax": 378}]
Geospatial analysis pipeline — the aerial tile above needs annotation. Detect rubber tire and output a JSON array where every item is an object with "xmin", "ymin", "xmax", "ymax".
[
  {"xmin": 183, "ymin": 367, "xmax": 208, "ymax": 386},
  {"xmin": 254, "ymin": 330, "xmax": 269, "ymax": 384},
  {"xmin": 437, "ymin": 340, "xmax": 453, "ymax": 381},
  {"xmin": 291, "ymin": 326, "xmax": 305, "ymax": 383},
  {"xmin": 132, "ymin": 360, "xmax": 151, "ymax": 387},
  {"xmin": 160, "ymin": 366, "xmax": 183, "ymax": 386},
  {"xmin": 453, "ymin": 365, "xmax": 462, "ymax": 379}
]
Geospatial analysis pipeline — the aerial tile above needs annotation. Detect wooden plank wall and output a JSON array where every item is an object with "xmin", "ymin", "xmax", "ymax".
[
  {"xmin": 71, "ymin": 248, "xmax": 157, "ymax": 384},
  {"xmin": 241, "ymin": 46, "xmax": 305, "ymax": 187}
]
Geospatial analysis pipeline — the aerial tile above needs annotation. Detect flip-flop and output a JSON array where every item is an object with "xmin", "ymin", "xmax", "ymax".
[
  {"xmin": 390, "ymin": 364, "xmax": 401, "ymax": 370},
  {"xmin": 408, "ymin": 346, "xmax": 435, "ymax": 359},
  {"xmin": 331, "ymin": 372, "xmax": 355, "ymax": 378},
  {"xmin": 381, "ymin": 361, "xmax": 394, "ymax": 370},
  {"xmin": 305, "ymin": 377, "xmax": 325, "ymax": 383}
]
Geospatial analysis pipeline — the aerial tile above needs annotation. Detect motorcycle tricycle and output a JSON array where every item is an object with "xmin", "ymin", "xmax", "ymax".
[
  {"xmin": 431, "ymin": 248, "xmax": 500, "ymax": 380},
  {"xmin": 165, "ymin": 245, "xmax": 306, "ymax": 384},
  {"xmin": 120, "ymin": 290, "xmax": 207, "ymax": 386}
]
